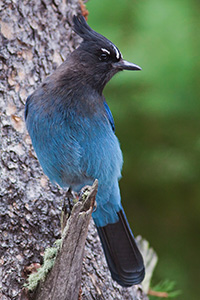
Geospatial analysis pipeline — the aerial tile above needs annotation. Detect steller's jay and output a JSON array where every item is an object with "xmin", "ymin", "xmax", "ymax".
[{"xmin": 25, "ymin": 15, "xmax": 145, "ymax": 287}]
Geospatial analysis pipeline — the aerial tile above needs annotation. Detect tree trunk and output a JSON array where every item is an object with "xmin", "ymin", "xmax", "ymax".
[{"xmin": 0, "ymin": 1, "xmax": 148, "ymax": 299}]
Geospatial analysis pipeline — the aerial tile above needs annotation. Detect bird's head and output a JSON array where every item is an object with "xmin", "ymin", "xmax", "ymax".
[{"xmin": 72, "ymin": 15, "xmax": 141, "ymax": 94}]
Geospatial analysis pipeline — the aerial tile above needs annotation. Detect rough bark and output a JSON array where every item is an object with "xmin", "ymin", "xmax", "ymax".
[
  {"xmin": 31, "ymin": 180, "xmax": 98, "ymax": 300},
  {"xmin": 0, "ymin": 1, "xmax": 148, "ymax": 299}
]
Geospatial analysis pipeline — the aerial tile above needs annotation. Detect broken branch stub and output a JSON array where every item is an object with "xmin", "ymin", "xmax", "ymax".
[{"xmin": 32, "ymin": 180, "xmax": 98, "ymax": 300}]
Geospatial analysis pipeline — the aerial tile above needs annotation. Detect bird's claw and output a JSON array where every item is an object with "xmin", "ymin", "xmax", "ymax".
[
  {"xmin": 92, "ymin": 201, "xmax": 97, "ymax": 213},
  {"xmin": 61, "ymin": 188, "xmax": 78, "ymax": 232}
]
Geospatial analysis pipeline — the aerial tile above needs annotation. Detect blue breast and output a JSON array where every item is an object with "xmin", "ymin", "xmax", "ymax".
[{"xmin": 25, "ymin": 85, "xmax": 123, "ymax": 226}]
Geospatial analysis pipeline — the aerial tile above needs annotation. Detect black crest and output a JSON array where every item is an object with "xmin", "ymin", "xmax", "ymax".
[
  {"xmin": 72, "ymin": 15, "xmax": 121, "ymax": 61},
  {"xmin": 73, "ymin": 15, "xmax": 105, "ymax": 42}
]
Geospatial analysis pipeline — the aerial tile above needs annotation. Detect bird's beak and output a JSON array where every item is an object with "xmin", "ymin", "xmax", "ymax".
[{"xmin": 113, "ymin": 59, "xmax": 142, "ymax": 71}]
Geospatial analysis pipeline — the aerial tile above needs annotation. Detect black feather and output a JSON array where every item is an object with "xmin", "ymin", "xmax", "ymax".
[
  {"xmin": 97, "ymin": 208, "xmax": 145, "ymax": 287},
  {"xmin": 73, "ymin": 15, "xmax": 117, "ymax": 49},
  {"xmin": 73, "ymin": 15, "xmax": 93, "ymax": 40}
]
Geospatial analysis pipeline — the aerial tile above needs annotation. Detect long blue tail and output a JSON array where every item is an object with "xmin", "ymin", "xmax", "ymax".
[{"xmin": 96, "ymin": 208, "xmax": 145, "ymax": 287}]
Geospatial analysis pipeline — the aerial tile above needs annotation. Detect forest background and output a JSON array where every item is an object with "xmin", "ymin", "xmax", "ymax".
[{"xmin": 87, "ymin": 0, "xmax": 200, "ymax": 299}]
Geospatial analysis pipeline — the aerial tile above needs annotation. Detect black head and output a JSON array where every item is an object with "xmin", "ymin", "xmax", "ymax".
[{"xmin": 72, "ymin": 15, "xmax": 141, "ymax": 93}]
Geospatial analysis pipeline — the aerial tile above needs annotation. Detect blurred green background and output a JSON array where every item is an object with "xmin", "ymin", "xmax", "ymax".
[{"xmin": 87, "ymin": 0, "xmax": 200, "ymax": 299}]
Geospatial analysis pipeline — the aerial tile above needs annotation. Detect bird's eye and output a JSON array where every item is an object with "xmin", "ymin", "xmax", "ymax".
[{"xmin": 99, "ymin": 53, "xmax": 109, "ymax": 61}]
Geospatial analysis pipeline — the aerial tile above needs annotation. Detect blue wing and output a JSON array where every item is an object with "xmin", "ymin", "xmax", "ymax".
[{"xmin": 104, "ymin": 101, "xmax": 115, "ymax": 132}]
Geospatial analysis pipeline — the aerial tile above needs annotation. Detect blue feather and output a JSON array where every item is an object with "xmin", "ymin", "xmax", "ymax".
[
  {"xmin": 25, "ymin": 85, "xmax": 123, "ymax": 226},
  {"xmin": 104, "ymin": 100, "xmax": 115, "ymax": 132}
]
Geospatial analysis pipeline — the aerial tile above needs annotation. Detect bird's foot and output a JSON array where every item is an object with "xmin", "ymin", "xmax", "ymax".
[{"xmin": 61, "ymin": 188, "xmax": 78, "ymax": 232}]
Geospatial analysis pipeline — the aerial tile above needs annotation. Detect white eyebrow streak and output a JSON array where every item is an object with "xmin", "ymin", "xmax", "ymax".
[
  {"xmin": 101, "ymin": 48, "xmax": 110, "ymax": 55},
  {"xmin": 112, "ymin": 44, "xmax": 120, "ymax": 60}
]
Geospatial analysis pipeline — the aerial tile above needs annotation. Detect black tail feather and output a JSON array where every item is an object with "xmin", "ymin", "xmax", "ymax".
[{"xmin": 96, "ymin": 209, "xmax": 145, "ymax": 287}]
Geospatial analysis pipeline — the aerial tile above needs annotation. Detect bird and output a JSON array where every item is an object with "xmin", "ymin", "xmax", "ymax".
[{"xmin": 25, "ymin": 15, "xmax": 145, "ymax": 287}]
